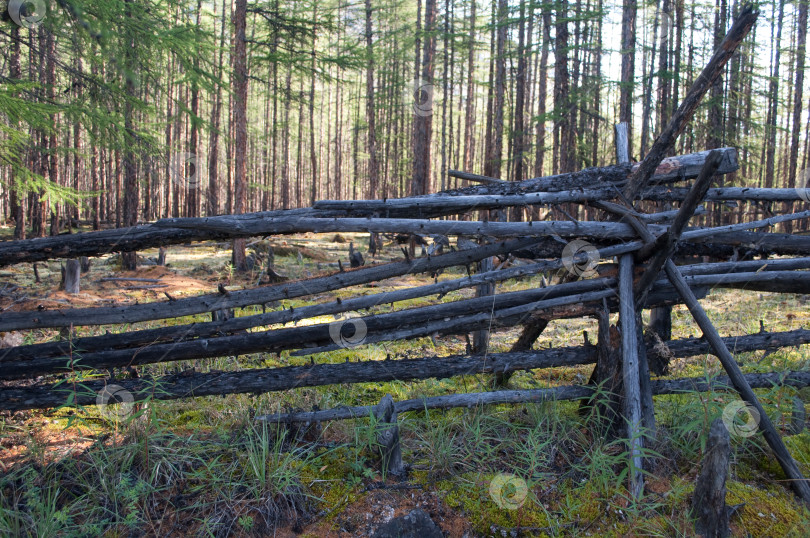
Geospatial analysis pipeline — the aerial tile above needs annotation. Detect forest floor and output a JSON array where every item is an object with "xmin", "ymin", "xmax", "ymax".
[{"xmin": 0, "ymin": 230, "xmax": 809, "ymax": 537}]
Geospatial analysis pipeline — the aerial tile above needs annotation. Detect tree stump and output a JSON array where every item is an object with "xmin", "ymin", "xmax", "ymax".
[
  {"xmin": 80, "ymin": 256, "xmax": 91, "ymax": 273},
  {"xmin": 373, "ymin": 394, "xmax": 405, "ymax": 478},
  {"xmin": 157, "ymin": 247, "xmax": 166, "ymax": 266},
  {"xmin": 581, "ymin": 305, "xmax": 624, "ymax": 438},
  {"xmin": 691, "ymin": 418, "xmax": 731, "ymax": 537},
  {"xmin": 63, "ymin": 259, "xmax": 81, "ymax": 294}
]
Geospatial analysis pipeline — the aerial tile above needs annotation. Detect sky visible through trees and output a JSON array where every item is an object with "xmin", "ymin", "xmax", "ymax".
[{"xmin": 0, "ymin": 0, "xmax": 808, "ymax": 241}]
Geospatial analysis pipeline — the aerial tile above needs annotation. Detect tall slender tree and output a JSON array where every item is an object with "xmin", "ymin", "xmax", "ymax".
[{"xmin": 232, "ymin": 0, "xmax": 248, "ymax": 270}]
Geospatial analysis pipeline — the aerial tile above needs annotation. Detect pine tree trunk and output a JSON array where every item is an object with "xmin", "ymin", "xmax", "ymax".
[
  {"xmin": 554, "ymin": 1, "xmax": 571, "ymax": 173},
  {"xmin": 309, "ymin": 1, "xmax": 319, "ymax": 206},
  {"xmin": 411, "ymin": 0, "xmax": 437, "ymax": 196},
  {"xmin": 121, "ymin": 0, "xmax": 139, "ymax": 271},
  {"xmin": 463, "ymin": 0, "xmax": 476, "ymax": 172},
  {"xmin": 535, "ymin": 8, "xmax": 551, "ymax": 178},
  {"xmin": 364, "ymin": 0, "xmax": 379, "ymax": 199},
  {"xmin": 232, "ymin": 0, "xmax": 248, "ymax": 271},
  {"xmin": 706, "ymin": 0, "xmax": 727, "ymax": 150},
  {"xmin": 764, "ymin": 1, "xmax": 784, "ymax": 189},
  {"xmin": 619, "ymin": 0, "xmax": 636, "ymax": 158}
]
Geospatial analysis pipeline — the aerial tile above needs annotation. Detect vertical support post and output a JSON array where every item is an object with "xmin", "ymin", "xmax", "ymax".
[
  {"xmin": 473, "ymin": 211, "xmax": 500, "ymax": 354},
  {"xmin": 619, "ymin": 253, "xmax": 644, "ymax": 500},
  {"xmin": 636, "ymin": 321, "xmax": 657, "ymax": 435}
]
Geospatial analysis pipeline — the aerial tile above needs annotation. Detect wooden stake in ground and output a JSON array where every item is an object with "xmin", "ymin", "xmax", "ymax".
[
  {"xmin": 664, "ymin": 259, "xmax": 810, "ymax": 502},
  {"xmin": 690, "ymin": 418, "xmax": 731, "ymax": 538},
  {"xmin": 619, "ymin": 253, "xmax": 644, "ymax": 500},
  {"xmin": 62, "ymin": 259, "xmax": 80, "ymax": 294},
  {"xmin": 373, "ymin": 394, "xmax": 405, "ymax": 478}
]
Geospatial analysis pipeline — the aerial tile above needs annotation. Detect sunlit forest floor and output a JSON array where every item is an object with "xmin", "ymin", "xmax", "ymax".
[{"xmin": 1, "ymin": 230, "xmax": 809, "ymax": 536}]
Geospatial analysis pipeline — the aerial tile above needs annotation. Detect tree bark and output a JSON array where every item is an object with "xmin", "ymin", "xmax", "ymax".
[{"xmin": 232, "ymin": 0, "xmax": 248, "ymax": 271}]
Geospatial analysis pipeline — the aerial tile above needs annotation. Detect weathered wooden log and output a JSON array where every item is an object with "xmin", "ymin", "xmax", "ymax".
[
  {"xmin": 619, "ymin": 254, "xmax": 645, "ymax": 499},
  {"xmin": 3, "ymin": 186, "xmax": 806, "ymax": 271},
  {"xmin": 153, "ymin": 215, "xmax": 653, "ymax": 241},
  {"xmin": 290, "ymin": 289, "xmax": 619, "ymax": 358},
  {"xmin": 664, "ymin": 259, "xmax": 810, "ymax": 502},
  {"xmin": 646, "ymin": 186, "xmax": 810, "ymax": 203},
  {"xmin": 515, "ymin": 231, "xmax": 810, "ymax": 262},
  {"xmin": 2, "ymin": 266, "xmax": 803, "ymax": 373},
  {"xmin": 690, "ymin": 418, "xmax": 732, "ymax": 538},
  {"xmin": 0, "ymin": 207, "xmax": 335, "ymax": 266},
  {"xmin": 0, "ymin": 279, "xmax": 619, "ymax": 378},
  {"xmin": 256, "ymin": 370, "xmax": 810, "ymax": 424},
  {"xmin": 315, "ymin": 186, "xmax": 808, "ymax": 218},
  {"xmin": 677, "ymin": 271, "xmax": 810, "ymax": 294},
  {"xmin": 2, "ymin": 328, "xmax": 808, "ymax": 412},
  {"xmin": 436, "ymin": 148, "xmax": 738, "ymax": 198},
  {"xmin": 686, "ymin": 230, "xmax": 810, "ymax": 256},
  {"xmin": 0, "ymin": 257, "xmax": 576, "ymax": 362},
  {"xmin": 636, "ymin": 319, "xmax": 657, "ymax": 435},
  {"xmin": 623, "ymin": 5, "xmax": 758, "ymax": 200},
  {"xmin": 593, "ymin": 201, "xmax": 706, "ymax": 224},
  {"xmin": 681, "ymin": 210, "xmax": 810, "ymax": 242},
  {"xmin": 0, "ymin": 236, "xmax": 543, "ymax": 331},
  {"xmin": 678, "ymin": 257, "xmax": 810, "ymax": 276},
  {"xmin": 312, "ymin": 190, "xmax": 670, "ymax": 216}
]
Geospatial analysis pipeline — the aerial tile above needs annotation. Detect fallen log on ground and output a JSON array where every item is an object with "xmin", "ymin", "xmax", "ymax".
[
  {"xmin": 0, "ymin": 267, "xmax": 802, "ymax": 380},
  {"xmin": 256, "ymin": 370, "xmax": 809, "ymax": 424},
  {"xmin": 1, "ymin": 328, "xmax": 807, "ymax": 411},
  {"xmin": 0, "ymin": 207, "xmax": 343, "ymax": 266},
  {"xmin": 0, "ymin": 237, "xmax": 543, "ymax": 331},
  {"xmin": 440, "ymin": 148, "xmax": 737, "ymax": 197},
  {"xmin": 314, "ymin": 186, "xmax": 805, "ymax": 218},
  {"xmin": 0, "ymin": 278, "xmax": 620, "ymax": 378},
  {"xmin": 152, "ymin": 215, "xmax": 654, "ymax": 241},
  {"xmin": 2, "ymin": 261, "xmax": 806, "ymax": 368},
  {"xmin": 514, "ymin": 231, "xmax": 810, "ymax": 260},
  {"xmin": 1, "ymin": 252, "xmax": 627, "ymax": 362}
]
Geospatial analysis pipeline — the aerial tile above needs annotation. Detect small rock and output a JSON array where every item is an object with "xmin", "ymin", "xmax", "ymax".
[{"xmin": 371, "ymin": 508, "xmax": 443, "ymax": 538}]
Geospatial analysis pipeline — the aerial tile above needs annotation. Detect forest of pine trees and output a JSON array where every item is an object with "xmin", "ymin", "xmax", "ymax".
[{"xmin": 0, "ymin": 1, "xmax": 808, "ymax": 240}]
